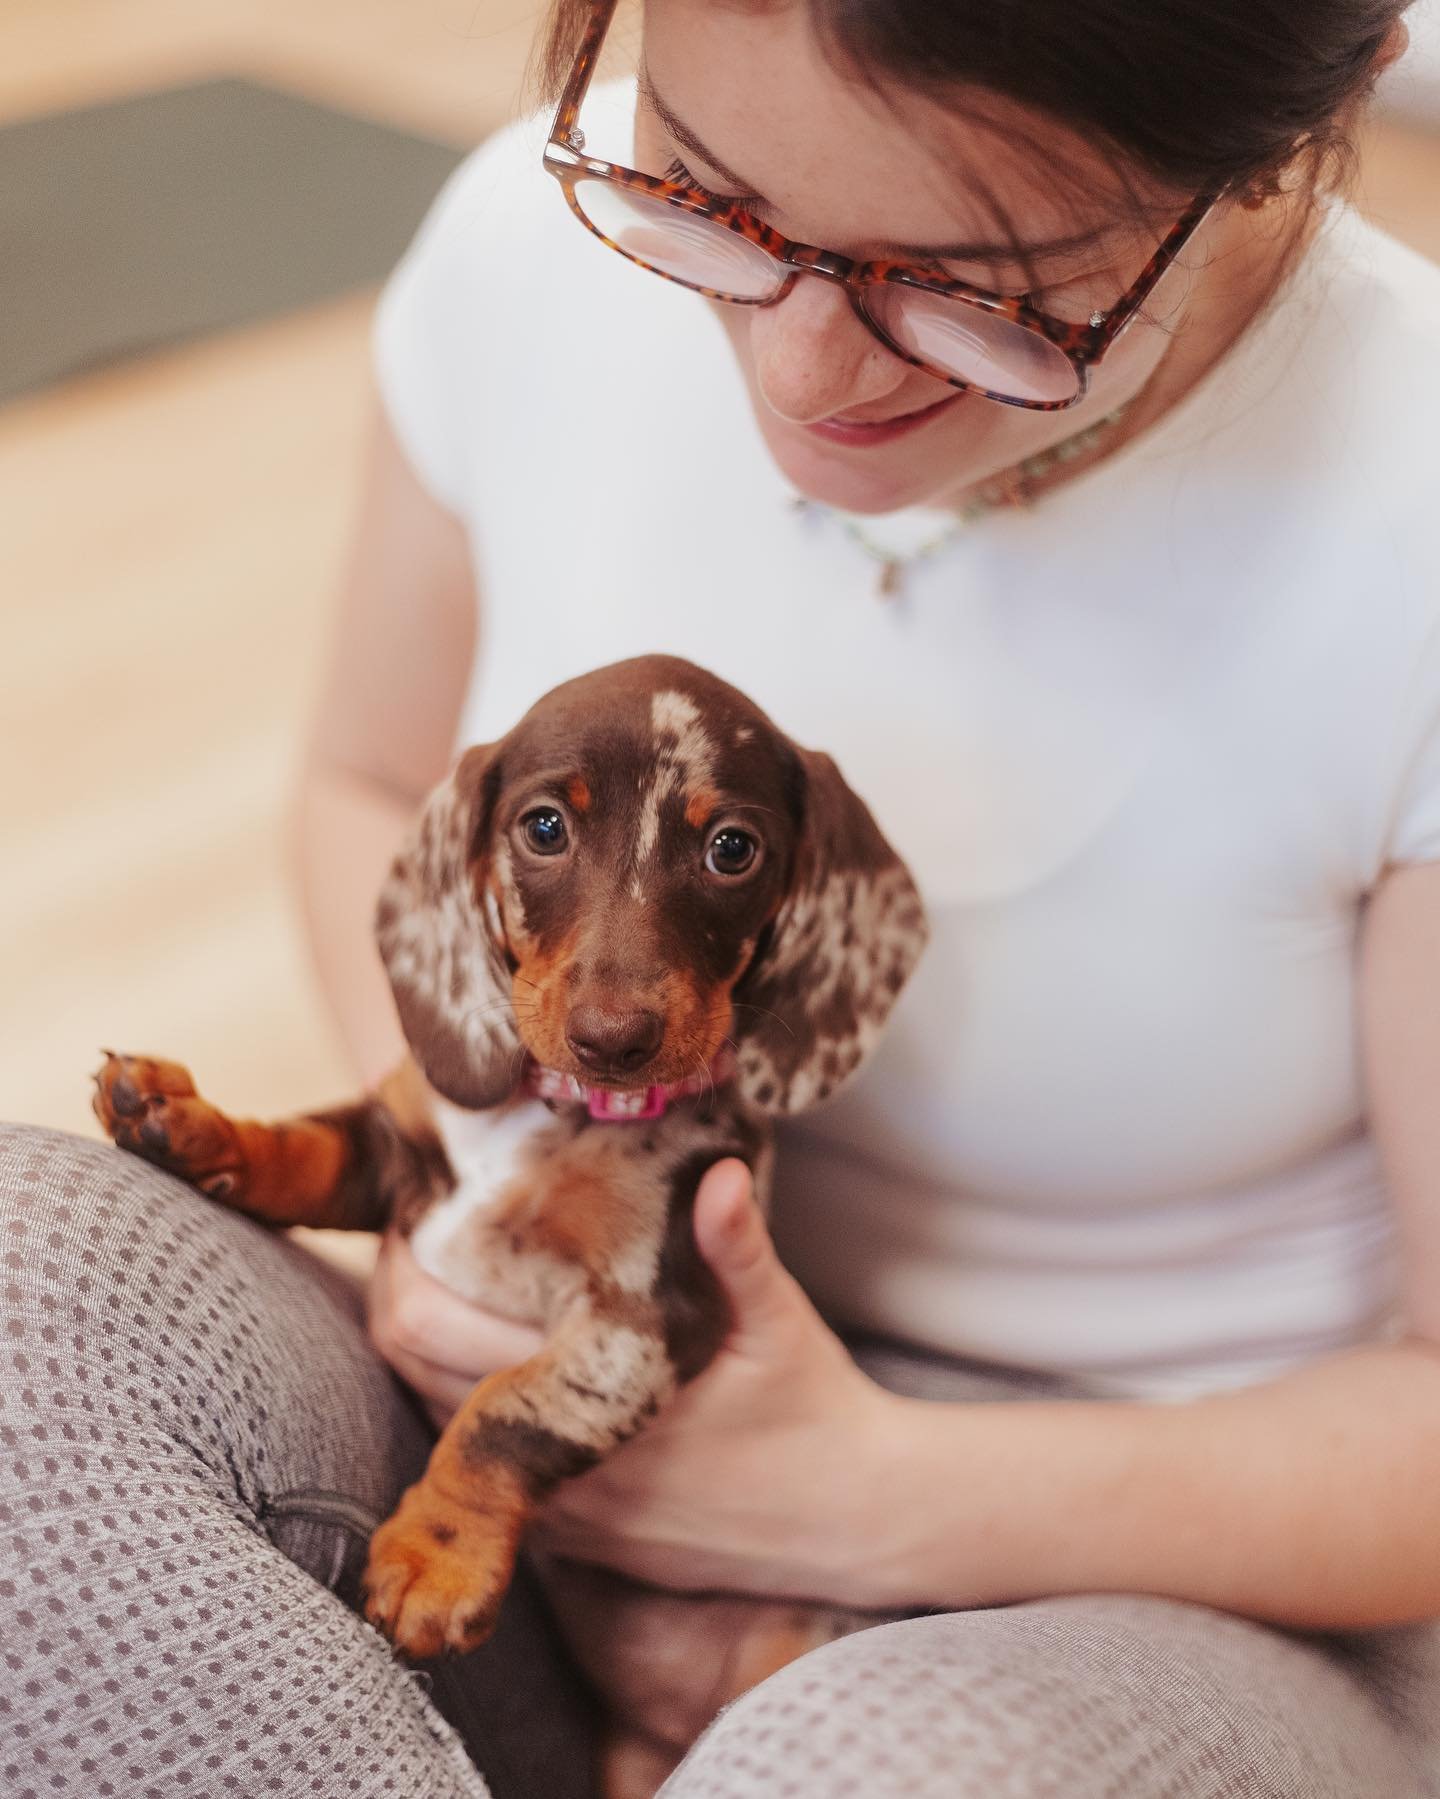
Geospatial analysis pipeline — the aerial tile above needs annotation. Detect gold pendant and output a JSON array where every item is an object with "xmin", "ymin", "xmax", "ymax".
[{"xmin": 878, "ymin": 560, "xmax": 903, "ymax": 599}]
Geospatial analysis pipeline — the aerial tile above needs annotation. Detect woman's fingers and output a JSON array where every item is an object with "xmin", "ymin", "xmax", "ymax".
[
  {"xmin": 376, "ymin": 1341, "xmax": 482, "ymax": 1429},
  {"xmin": 367, "ymin": 1227, "xmax": 546, "ymax": 1400}
]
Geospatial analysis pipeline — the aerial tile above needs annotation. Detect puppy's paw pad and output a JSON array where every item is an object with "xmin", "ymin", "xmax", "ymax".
[{"xmin": 92, "ymin": 1053, "xmax": 245, "ymax": 1199}]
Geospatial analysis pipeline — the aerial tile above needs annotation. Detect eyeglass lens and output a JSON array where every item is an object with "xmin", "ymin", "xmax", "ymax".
[{"xmin": 572, "ymin": 177, "xmax": 1081, "ymax": 404}]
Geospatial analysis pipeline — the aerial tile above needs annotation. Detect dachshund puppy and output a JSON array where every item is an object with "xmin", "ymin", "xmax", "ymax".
[{"xmin": 93, "ymin": 654, "xmax": 928, "ymax": 1686}]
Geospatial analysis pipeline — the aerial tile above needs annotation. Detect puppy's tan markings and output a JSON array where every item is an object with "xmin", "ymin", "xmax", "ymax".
[
  {"xmin": 366, "ymin": 1285, "xmax": 674, "ymax": 1651},
  {"xmin": 510, "ymin": 930, "xmax": 585, "ymax": 1067},
  {"xmin": 376, "ymin": 1056, "xmax": 438, "ymax": 1139},
  {"xmin": 650, "ymin": 968, "xmax": 737, "ymax": 1078},
  {"xmin": 494, "ymin": 1131, "xmax": 664, "ymax": 1281},
  {"xmin": 364, "ymin": 1453, "xmax": 531, "ymax": 1657},
  {"xmin": 92, "ymin": 1053, "xmax": 443, "ymax": 1230}
]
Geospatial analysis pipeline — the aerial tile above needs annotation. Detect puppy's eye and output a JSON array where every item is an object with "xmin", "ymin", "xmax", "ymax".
[
  {"xmin": 705, "ymin": 828, "xmax": 759, "ymax": 877},
  {"xmin": 521, "ymin": 808, "xmax": 569, "ymax": 856}
]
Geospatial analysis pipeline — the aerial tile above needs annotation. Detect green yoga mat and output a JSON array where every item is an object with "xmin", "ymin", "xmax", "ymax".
[{"xmin": 0, "ymin": 77, "xmax": 467, "ymax": 404}]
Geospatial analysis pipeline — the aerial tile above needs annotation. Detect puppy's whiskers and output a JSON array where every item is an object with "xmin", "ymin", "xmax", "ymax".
[
  {"xmin": 728, "ymin": 1000, "xmax": 797, "ymax": 1043},
  {"xmin": 459, "ymin": 999, "xmax": 519, "ymax": 1026},
  {"xmin": 687, "ymin": 1052, "xmax": 714, "ymax": 1105}
]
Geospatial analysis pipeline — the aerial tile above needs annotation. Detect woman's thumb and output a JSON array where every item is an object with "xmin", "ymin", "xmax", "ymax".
[{"xmin": 692, "ymin": 1158, "xmax": 794, "ymax": 1343}]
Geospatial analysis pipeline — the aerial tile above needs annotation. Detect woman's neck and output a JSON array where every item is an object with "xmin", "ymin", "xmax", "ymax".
[
  {"xmin": 1113, "ymin": 191, "xmax": 1318, "ymax": 444},
  {"xmin": 946, "ymin": 189, "xmax": 1319, "ymax": 517}
]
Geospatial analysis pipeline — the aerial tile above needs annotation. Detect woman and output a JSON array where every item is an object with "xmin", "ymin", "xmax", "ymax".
[{"xmin": 6, "ymin": 0, "xmax": 1440, "ymax": 1792}]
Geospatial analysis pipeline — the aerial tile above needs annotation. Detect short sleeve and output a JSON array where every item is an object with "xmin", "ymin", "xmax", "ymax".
[
  {"xmin": 1387, "ymin": 736, "xmax": 1440, "ymax": 870},
  {"xmin": 370, "ymin": 118, "xmax": 538, "ymax": 515},
  {"xmin": 1377, "ymin": 623, "xmax": 1440, "ymax": 872}
]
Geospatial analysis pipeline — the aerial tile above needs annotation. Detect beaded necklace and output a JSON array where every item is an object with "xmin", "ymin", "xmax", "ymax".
[{"xmin": 793, "ymin": 401, "xmax": 1132, "ymax": 598}]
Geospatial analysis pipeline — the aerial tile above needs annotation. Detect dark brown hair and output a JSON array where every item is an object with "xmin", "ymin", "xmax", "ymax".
[{"xmin": 535, "ymin": 0, "xmax": 1411, "ymax": 202}]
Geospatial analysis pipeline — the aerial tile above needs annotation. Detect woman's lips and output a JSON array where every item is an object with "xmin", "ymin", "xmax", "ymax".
[{"xmin": 802, "ymin": 392, "xmax": 961, "ymax": 447}]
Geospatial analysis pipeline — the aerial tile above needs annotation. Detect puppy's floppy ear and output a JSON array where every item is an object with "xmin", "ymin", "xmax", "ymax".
[
  {"xmin": 734, "ymin": 748, "xmax": 928, "ymax": 1115},
  {"xmin": 374, "ymin": 744, "xmax": 523, "ymax": 1111}
]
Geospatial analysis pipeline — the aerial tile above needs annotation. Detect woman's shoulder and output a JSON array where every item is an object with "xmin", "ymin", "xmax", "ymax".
[
  {"xmin": 1308, "ymin": 209, "xmax": 1440, "ymax": 543},
  {"xmin": 1332, "ymin": 205, "xmax": 1440, "ymax": 312},
  {"xmin": 375, "ymin": 75, "xmax": 675, "ymax": 377},
  {"xmin": 1138, "ymin": 203, "xmax": 1440, "ymax": 551},
  {"xmin": 1316, "ymin": 207, "xmax": 1440, "ymax": 385},
  {"xmin": 370, "ymin": 79, "xmax": 664, "ymax": 511}
]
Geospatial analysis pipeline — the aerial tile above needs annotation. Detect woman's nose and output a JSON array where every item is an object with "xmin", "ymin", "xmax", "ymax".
[{"xmin": 747, "ymin": 273, "xmax": 908, "ymax": 424}]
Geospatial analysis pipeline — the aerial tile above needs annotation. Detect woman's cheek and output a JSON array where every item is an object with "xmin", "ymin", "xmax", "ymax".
[{"xmin": 1067, "ymin": 289, "xmax": 1185, "ymax": 412}]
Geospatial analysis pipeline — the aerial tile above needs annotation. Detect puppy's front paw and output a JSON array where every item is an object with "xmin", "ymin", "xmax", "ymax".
[
  {"xmin": 92, "ymin": 1052, "xmax": 246, "ymax": 1203},
  {"xmin": 363, "ymin": 1482, "xmax": 523, "ymax": 1658}
]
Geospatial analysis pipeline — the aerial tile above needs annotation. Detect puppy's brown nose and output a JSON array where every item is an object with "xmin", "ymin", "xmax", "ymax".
[{"xmin": 565, "ymin": 1006, "xmax": 664, "ymax": 1075}]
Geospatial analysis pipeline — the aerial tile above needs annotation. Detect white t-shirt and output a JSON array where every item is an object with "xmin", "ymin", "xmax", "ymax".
[{"xmin": 372, "ymin": 83, "xmax": 1440, "ymax": 1402}]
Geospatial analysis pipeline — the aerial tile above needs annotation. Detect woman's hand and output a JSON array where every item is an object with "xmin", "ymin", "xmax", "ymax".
[
  {"xmin": 366, "ymin": 1230, "xmax": 544, "ymax": 1430},
  {"xmin": 368, "ymin": 1161, "xmax": 903, "ymax": 1602},
  {"xmin": 534, "ymin": 1160, "xmax": 902, "ymax": 1606}
]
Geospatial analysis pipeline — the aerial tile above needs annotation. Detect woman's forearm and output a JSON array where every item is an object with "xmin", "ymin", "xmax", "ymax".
[
  {"xmin": 292, "ymin": 754, "xmax": 422, "ymax": 1088},
  {"xmin": 869, "ymin": 1335, "xmax": 1440, "ymax": 1630}
]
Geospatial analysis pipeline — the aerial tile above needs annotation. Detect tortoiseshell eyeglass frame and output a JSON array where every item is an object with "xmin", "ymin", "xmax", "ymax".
[{"xmin": 543, "ymin": 0, "xmax": 1221, "ymax": 410}]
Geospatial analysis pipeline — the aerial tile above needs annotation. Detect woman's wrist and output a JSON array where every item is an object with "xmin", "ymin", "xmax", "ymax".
[
  {"xmin": 850, "ymin": 1388, "xmax": 1153, "ymax": 1614},
  {"xmin": 787, "ymin": 1375, "xmax": 925, "ymax": 1605}
]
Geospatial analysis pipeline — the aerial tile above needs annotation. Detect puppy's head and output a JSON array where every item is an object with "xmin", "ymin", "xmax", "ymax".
[{"xmin": 377, "ymin": 656, "xmax": 927, "ymax": 1114}]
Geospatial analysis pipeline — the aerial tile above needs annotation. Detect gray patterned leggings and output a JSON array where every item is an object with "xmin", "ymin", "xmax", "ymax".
[{"xmin": 4, "ymin": 1123, "xmax": 1439, "ymax": 1799}]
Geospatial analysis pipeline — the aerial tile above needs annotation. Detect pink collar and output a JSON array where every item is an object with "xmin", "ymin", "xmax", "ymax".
[{"xmin": 521, "ymin": 1049, "xmax": 736, "ymax": 1122}]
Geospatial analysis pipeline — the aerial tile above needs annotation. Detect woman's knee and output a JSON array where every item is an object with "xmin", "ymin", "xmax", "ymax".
[
  {"xmin": 0, "ymin": 1122, "xmax": 423, "ymax": 1528},
  {"xmin": 1, "ymin": 1127, "xmax": 597, "ymax": 1799},
  {"xmin": 663, "ymin": 1593, "xmax": 1420, "ymax": 1798}
]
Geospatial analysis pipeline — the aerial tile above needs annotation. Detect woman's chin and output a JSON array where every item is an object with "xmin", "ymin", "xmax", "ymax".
[
  {"xmin": 758, "ymin": 417, "xmax": 946, "ymax": 516},
  {"xmin": 754, "ymin": 404, "xmax": 1009, "ymax": 517}
]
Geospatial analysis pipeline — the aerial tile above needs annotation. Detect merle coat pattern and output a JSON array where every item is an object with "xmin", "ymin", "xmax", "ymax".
[{"xmin": 94, "ymin": 655, "xmax": 929, "ymax": 1781}]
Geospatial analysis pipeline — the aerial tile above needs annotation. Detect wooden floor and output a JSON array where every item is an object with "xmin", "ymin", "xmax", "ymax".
[
  {"xmin": 4, "ymin": 1, "xmax": 1439, "ymax": 1145},
  {"xmin": 2, "ymin": 0, "xmax": 542, "ymax": 1142}
]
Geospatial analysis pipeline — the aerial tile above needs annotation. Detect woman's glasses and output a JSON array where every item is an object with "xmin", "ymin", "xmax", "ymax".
[{"xmin": 543, "ymin": 0, "xmax": 1218, "ymax": 411}]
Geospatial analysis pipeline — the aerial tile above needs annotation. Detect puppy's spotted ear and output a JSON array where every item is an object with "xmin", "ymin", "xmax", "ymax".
[
  {"xmin": 734, "ymin": 749, "xmax": 928, "ymax": 1114},
  {"xmin": 375, "ymin": 745, "xmax": 522, "ymax": 1111}
]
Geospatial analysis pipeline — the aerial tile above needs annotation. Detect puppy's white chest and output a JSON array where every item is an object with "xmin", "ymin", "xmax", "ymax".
[{"xmin": 409, "ymin": 1097, "xmax": 568, "ymax": 1316}]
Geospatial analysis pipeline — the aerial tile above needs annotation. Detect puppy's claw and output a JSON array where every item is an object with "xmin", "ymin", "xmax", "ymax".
[{"xmin": 92, "ymin": 1053, "xmax": 246, "ymax": 1206}]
